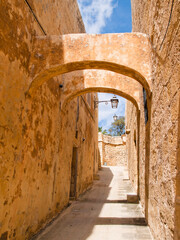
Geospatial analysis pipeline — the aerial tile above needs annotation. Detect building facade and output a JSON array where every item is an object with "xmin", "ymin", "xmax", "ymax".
[
  {"xmin": 0, "ymin": 1, "xmax": 98, "ymax": 239},
  {"xmin": 0, "ymin": 0, "xmax": 179, "ymax": 240}
]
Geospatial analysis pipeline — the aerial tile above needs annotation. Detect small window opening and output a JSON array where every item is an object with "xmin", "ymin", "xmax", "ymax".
[
  {"xmin": 143, "ymin": 88, "xmax": 148, "ymax": 124},
  {"xmin": 134, "ymin": 129, "xmax": 136, "ymax": 146}
]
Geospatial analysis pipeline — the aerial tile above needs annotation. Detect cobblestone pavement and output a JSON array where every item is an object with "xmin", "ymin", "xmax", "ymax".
[{"xmin": 34, "ymin": 166, "xmax": 153, "ymax": 240}]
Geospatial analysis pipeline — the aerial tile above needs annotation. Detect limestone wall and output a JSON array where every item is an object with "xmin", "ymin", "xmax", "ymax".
[
  {"xmin": 125, "ymin": 101, "xmax": 138, "ymax": 193},
  {"xmin": 98, "ymin": 133, "xmax": 127, "ymax": 166},
  {"xmin": 0, "ymin": 1, "xmax": 98, "ymax": 240},
  {"xmin": 128, "ymin": 1, "xmax": 180, "ymax": 239}
]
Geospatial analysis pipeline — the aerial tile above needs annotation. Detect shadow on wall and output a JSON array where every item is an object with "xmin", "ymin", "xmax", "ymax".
[
  {"xmin": 98, "ymin": 149, "xmax": 101, "ymax": 170},
  {"xmin": 175, "ymin": 96, "xmax": 180, "ymax": 239},
  {"xmin": 0, "ymin": 2, "xmax": 93, "ymax": 240},
  {"xmin": 59, "ymin": 88, "xmax": 99, "ymax": 200}
]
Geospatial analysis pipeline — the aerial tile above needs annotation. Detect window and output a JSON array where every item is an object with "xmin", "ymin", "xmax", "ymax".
[{"xmin": 143, "ymin": 88, "xmax": 148, "ymax": 124}]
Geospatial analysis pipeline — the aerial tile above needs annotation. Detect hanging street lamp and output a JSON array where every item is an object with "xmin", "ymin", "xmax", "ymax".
[
  {"xmin": 110, "ymin": 95, "xmax": 119, "ymax": 109},
  {"xmin": 113, "ymin": 114, "xmax": 118, "ymax": 121},
  {"xmin": 94, "ymin": 95, "xmax": 119, "ymax": 109}
]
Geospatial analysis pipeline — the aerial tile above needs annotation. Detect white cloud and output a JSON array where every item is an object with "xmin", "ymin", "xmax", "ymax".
[
  {"xmin": 77, "ymin": 1, "xmax": 126, "ymax": 130},
  {"xmin": 78, "ymin": 0, "xmax": 116, "ymax": 33}
]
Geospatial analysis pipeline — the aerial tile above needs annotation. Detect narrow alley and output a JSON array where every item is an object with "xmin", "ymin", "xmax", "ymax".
[
  {"xmin": 1, "ymin": 1, "xmax": 179, "ymax": 240},
  {"xmin": 34, "ymin": 166, "xmax": 153, "ymax": 240}
]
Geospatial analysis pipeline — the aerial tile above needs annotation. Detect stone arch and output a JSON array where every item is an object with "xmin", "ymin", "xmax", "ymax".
[
  {"xmin": 61, "ymin": 83, "xmax": 141, "ymax": 197},
  {"xmin": 60, "ymin": 70, "xmax": 141, "ymax": 110},
  {"xmin": 28, "ymin": 61, "xmax": 151, "ymax": 98},
  {"xmin": 27, "ymin": 33, "xmax": 152, "ymax": 217},
  {"xmin": 62, "ymin": 87, "xmax": 139, "ymax": 111},
  {"xmin": 28, "ymin": 33, "xmax": 152, "ymax": 98}
]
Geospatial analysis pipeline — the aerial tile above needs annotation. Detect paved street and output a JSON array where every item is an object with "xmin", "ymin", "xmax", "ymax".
[{"xmin": 34, "ymin": 166, "xmax": 153, "ymax": 240}]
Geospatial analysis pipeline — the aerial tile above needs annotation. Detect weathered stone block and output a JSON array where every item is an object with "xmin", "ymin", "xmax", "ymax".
[{"xmin": 127, "ymin": 194, "xmax": 139, "ymax": 203}]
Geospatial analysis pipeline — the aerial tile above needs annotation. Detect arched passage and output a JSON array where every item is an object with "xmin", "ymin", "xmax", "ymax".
[
  {"xmin": 28, "ymin": 61, "xmax": 151, "ymax": 98},
  {"xmin": 62, "ymin": 87, "xmax": 139, "ymax": 111},
  {"xmin": 27, "ymin": 32, "xmax": 152, "ymax": 222},
  {"xmin": 58, "ymin": 69, "xmax": 150, "ymax": 220},
  {"xmin": 28, "ymin": 33, "xmax": 152, "ymax": 98},
  {"xmin": 61, "ymin": 83, "xmax": 141, "ymax": 197},
  {"xmin": 59, "ymin": 70, "xmax": 141, "ymax": 109}
]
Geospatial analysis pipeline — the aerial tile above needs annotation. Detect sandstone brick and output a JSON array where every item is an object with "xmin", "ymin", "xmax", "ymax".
[
  {"xmin": 0, "ymin": 1, "xmax": 98, "ymax": 239},
  {"xmin": 98, "ymin": 133, "xmax": 127, "ymax": 167},
  {"xmin": 128, "ymin": 1, "xmax": 180, "ymax": 239}
]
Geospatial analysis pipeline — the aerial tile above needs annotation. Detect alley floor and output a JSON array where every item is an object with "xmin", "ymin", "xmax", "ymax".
[{"xmin": 34, "ymin": 166, "xmax": 153, "ymax": 240}]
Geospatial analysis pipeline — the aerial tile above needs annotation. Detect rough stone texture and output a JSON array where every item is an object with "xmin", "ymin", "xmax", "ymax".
[
  {"xmin": 127, "ymin": 194, "xmax": 139, "ymax": 203},
  {"xmin": 26, "ymin": 0, "xmax": 85, "ymax": 35},
  {"xmin": 125, "ymin": 101, "xmax": 138, "ymax": 193},
  {"xmin": 0, "ymin": 1, "xmax": 98, "ymax": 240},
  {"xmin": 98, "ymin": 133, "xmax": 127, "ymax": 166},
  {"xmin": 61, "ymin": 70, "xmax": 141, "ymax": 110},
  {"xmin": 104, "ymin": 144, "xmax": 126, "ymax": 166},
  {"xmin": 27, "ymin": 33, "xmax": 152, "ymax": 98},
  {"xmin": 1, "ymin": 0, "xmax": 179, "ymax": 239},
  {"xmin": 127, "ymin": 0, "xmax": 180, "ymax": 239}
]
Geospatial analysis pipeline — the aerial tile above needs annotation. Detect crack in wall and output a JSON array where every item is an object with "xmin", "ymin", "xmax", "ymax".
[
  {"xmin": 80, "ymin": 96, "xmax": 95, "ymax": 122},
  {"xmin": 24, "ymin": 0, "xmax": 47, "ymax": 35},
  {"xmin": 159, "ymin": 0, "xmax": 174, "ymax": 50}
]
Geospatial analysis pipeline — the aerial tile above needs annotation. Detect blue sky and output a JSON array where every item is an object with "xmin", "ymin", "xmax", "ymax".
[{"xmin": 77, "ymin": 0, "xmax": 132, "ymax": 131}]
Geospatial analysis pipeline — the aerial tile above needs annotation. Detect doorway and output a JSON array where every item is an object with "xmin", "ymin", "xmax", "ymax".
[{"xmin": 69, "ymin": 147, "xmax": 78, "ymax": 200}]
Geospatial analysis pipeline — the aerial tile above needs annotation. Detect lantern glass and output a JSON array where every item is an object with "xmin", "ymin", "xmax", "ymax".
[
  {"xmin": 110, "ymin": 96, "xmax": 119, "ymax": 109},
  {"xmin": 113, "ymin": 114, "xmax": 118, "ymax": 121}
]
